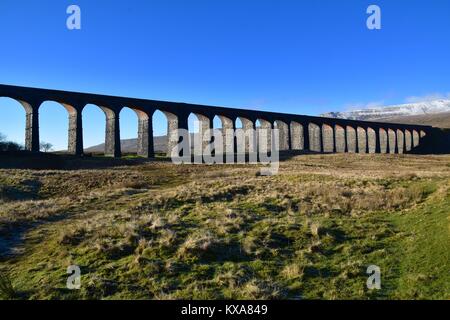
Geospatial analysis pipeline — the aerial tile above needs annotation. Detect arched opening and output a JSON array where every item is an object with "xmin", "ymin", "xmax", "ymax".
[
  {"xmin": 211, "ymin": 115, "xmax": 223, "ymax": 155},
  {"xmin": 396, "ymin": 129, "xmax": 405, "ymax": 154},
  {"xmin": 275, "ymin": 120, "xmax": 289, "ymax": 151},
  {"xmin": 188, "ymin": 113, "xmax": 199, "ymax": 155},
  {"xmin": 322, "ymin": 124, "xmax": 334, "ymax": 152},
  {"xmin": 119, "ymin": 107, "xmax": 139, "ymax": 155},
  {"xmin": 39, "ymin": 101, "xmax": 71, "ymax": 152},
  {"xmin": 290, "ymin": 121, "xmax": 303, "ymax": 150},
  {"xmin": 308, "ymin": 123, "xmax": 321, "ymax": 152},
  {"xmin": 346, "ymin": 126, "xmax": 357, "ymax": 153},
  {"xmin": 379, "ymin": 128, "xmax": 388, "ymax": 154},
  {"xmin": 367, "ymin": 127, "xmax": 376, "ymax": 153},
  {"xmin": 153, "ymin": 110, "xmax": 180, "ymax": 157},
  {"xmin": 405, "ymin": 130, "xmax": 412, "ymax": 152},
  {"xmin": 0, "ymin": 97, "xmax": 28, "ymax": 148},
  {"xmin": 357, "ymin": 127, "xmax": 367, "ymax": 153},
  {"xmin": 388, "ymin": 129, "xmax": 396, "ymax": 154},
  {"xmin": 334, "ymin": 125, "xmax": 346, "ymax": 153},
  {"xmin": 412, "ymin": 130, "xmax": 420, "ymax": 148},
  {"xmin": 189, "ymin": 113, "xmax": 211, "ymax": 157},
  {"xmin": 83, "ymin": 104, "xmax": 106, "ymax": 155}
]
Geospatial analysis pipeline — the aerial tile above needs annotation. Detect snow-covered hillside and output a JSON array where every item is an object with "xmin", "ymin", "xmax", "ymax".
[{"xmin": 322, "ymin": 100, "xmax": 450, "ymax": 121}]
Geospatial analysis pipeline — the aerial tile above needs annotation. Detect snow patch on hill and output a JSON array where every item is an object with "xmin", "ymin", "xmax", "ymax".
[{"xmin": 322, "ymin": 99, "xmax": 450, "ymax": 121}]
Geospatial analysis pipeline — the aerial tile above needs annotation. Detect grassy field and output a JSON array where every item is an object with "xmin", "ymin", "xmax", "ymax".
[{"xmin": 0, "ymin": 153, "xmax": 449, "ymax": 300}]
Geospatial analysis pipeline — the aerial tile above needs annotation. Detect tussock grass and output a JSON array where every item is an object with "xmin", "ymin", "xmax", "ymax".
[
  {"xmin": 0, "ymin": 272, "xmax": 16, "ymax": 300},
  {"xmin": 0, "ymin": 154, "xmax": 448, "ymax": 299}
]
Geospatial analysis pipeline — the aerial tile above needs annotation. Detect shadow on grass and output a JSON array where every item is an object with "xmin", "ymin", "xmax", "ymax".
[{"xmin": 0, "ymin": 150, "xmax": 319, "ymax": 170}]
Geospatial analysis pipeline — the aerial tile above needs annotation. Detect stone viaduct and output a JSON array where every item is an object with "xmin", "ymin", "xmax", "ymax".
[{"xmin": 0, "ymin": 84, "xmax": 440, "ymax": 158}]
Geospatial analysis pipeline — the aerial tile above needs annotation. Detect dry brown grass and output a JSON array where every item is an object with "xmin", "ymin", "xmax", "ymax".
[{"xmin": 0, "ymin": 153, "xmax": 449, "ymax": 299}]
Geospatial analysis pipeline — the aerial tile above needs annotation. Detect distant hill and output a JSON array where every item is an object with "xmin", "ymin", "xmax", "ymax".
[
  {"xmin": 85, "ymin": 133, "xmax": 205, "ymax": 153},
  {"xmin": 375, "ymin": 112, "xmax": 450, "ymax": 129},
  {"xmin": 322, "ymin": 99, "xmax": 450, "ymax": 122},
  {"xmin": 85, "ymin": 136, "xmax": 167, "ymax": 153}
]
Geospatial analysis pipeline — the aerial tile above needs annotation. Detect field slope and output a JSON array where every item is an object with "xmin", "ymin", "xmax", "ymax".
[{"xmin": 0, "ymin": 154, "xmax": 449, "ymax": 299}]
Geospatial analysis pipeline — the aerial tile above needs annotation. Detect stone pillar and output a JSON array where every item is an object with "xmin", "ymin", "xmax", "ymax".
[
  {"xmin": 258, "ymin": 120, "xmax": 272, "ymax": 154},
  {"xmin": 167, "ymin": 113, "xmax": 179, "ymax": 157},
  {"xmin": 240, "ymin": 118, "xmax": 255, "ymax": 154},
  {"xmin": 24, "ymin": 105, "xmax": 39, "ymax": 153},
  {"xmin": 104, "ymin": 108, "xmax": 121, "ymax": 158},
  {"xmin": 198, "ymin": 115, "xmax": 213, "ymax": 156},
  {"xmin": 137, "ymin": 113, "xmax": 154, "ymax": 158},
  {"xmin": 290, "ymin": 122, "xmax": 302, "ymax": 150},
  {"xmin": 68, "ymin": 109, "xmax": 83, "ymax": 156},
  {"xmin": 166, "ymin": 112, "xmax": 188, "ymax": 158},
  {"xmin": 275, "ymin": 121, "xmax": 289, "ymax": 151},
  {"xmin": 220, "ymin": 116, "xmax": 234, "ymax": 156},
  {"xmin": 354, "ymin": 128, "xmax": 359, "ymax": 153}
]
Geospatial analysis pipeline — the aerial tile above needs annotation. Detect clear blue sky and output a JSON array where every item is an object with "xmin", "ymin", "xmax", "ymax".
[{"xmin": 1, "ymin": 0, "xmax": 449, "ymax": 150}]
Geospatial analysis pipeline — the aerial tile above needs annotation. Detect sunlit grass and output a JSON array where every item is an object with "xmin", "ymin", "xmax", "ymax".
[{"xmin": 0, "ymin": 153, "xmax": 449, "ymax": 299}]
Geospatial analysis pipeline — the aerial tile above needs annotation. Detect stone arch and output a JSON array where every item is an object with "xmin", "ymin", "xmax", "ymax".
[
  {"xmin": 357, "ymin": 127, "xmax": 367, "ymax": 153},
  {"xmin": 199, "ymin": 113, "xmax": 213, "ymax": 155},
  {"xmin": 412, "ymin": 130, "xmax": 420, "ymax": 148},
  {"xmin": 346, "ymin": 126, "xmax": 357, "ymax": 153},
  {"xmin": 156, "ymin": 110, "xmax": 180, "ymax": 157},
  {"xmin": 97, "ymin": 105, "xmax": 121, "ymax": 157},
  {"xmin": 308, "ymin": 123, "xmax": 321, "ymax": 152},
  {"xmin": 367, "ymin": 127, "xmax": 376, "ymax": 153},
  {"xmin": 387, "ymin": 129, "xmax": 396, "ymax": 154},
  {"xmin": 334, "ymin": 125, "xmax": 346, "ymax": 153},
  {"xmin": 322, "ymin": 124, "xmax": 334, "ymax": 153},
  {"xmin": 274, "ymin": 120, "xmax": 289, "ymax": 151},
  {"xmin": 404, "ymin": 130, "xmax": 412, "ymax": 152},
  {"xmin": 38, "ymin": 100, "xmax": 76, "ymax": 153},
  {"xmin": 379, "ymin": 128, "xmax": 388, "ymax": 153},
  {"xmin": 290, "ymin": 121, "xmax": 304, "ymax": 150},
  {"xmin": 118, "ymin": 107, "xmax": 140, "ymax": 155},
  {"xmin": 210, "ymin": 115, "xmax": 223, "ymax": 155},
  {"xmin": 0, "ymin": 97, "xmax": 32, "ymax": 149},
  {"xmin": 82, "ymin": 104, "xmax": 106, "ymax": 155},
  {"xmin": 121, "ymin": 106, "xmax": 154, "ymax": 157},
  {"xmin": 80, "ymin": 104, "xmax": 120, "ymax": 157}
]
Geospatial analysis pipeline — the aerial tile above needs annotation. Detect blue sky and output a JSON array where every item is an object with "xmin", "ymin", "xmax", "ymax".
[{"xmin": 1, "ymin": 0, "xmax": 450, "ymax": 150}]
